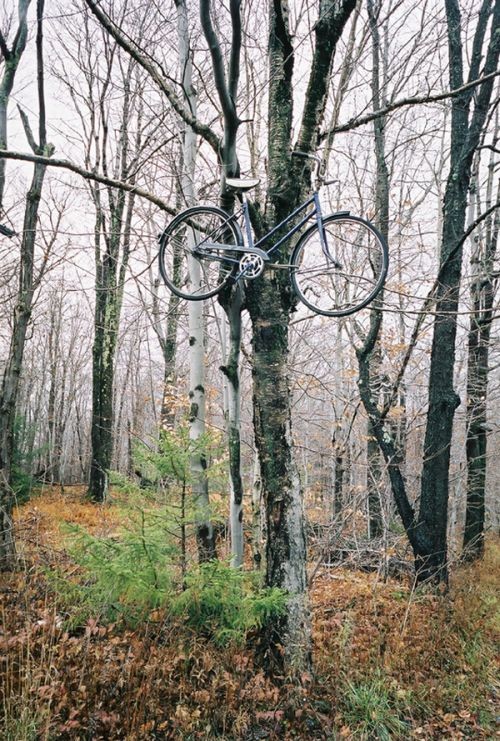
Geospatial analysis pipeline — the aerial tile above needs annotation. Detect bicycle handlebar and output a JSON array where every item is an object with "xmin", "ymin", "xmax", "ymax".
[{"xmin": 292, "ymin": 150, "xmax": 335, "ymax": 189}]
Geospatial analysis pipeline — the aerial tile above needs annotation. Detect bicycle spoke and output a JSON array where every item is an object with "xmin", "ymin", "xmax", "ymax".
[{"xmin": 291, "ymin": 215, "xmax": 388, "ymax": 316}]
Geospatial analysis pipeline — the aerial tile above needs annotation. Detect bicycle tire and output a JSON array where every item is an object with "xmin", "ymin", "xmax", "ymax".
[
  {"xmin": 290, "ymin": 214, "xmax": 389, "ymax": 317},
  {"xmin": 158, "ymin": 205, "xmax": 242, "ymax": 301}
]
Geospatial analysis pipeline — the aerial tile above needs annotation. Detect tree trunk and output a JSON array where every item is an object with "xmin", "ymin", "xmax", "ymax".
[
  {"xmin": 0, "ymin": 1, "xmax": 48, "ymax": 569},
  {"xmin": 463, "ymin": 126, "xmax": 499, "ymax": 559},
  {"xmin": 177, "ymin": 0, "xmax": 217, "ymax": 561},
  {"xmin": 221, "ymin": 291, "xmax": 245, "ymax": 567},
  {"xmin": 418, "ymin": 0, "xmax": 500, "ymax": 583},
  {"xmin": 366, "ymin": 0, "xmax": 390, "ymax": 541},
  {"xmin": 88, "ymin": 53, "xmax": 138, "ymax": 502}
]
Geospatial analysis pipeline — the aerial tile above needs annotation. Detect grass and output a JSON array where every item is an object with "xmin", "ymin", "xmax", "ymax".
[{"xmin": 0, "ymin": 487, "xmax": 498, "ymax": 739}]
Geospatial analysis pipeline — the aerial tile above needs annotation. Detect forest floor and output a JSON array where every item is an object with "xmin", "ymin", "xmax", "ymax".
[{"xmin": 1, "ymin": 486, "xmax": 498, "ymax": 740}]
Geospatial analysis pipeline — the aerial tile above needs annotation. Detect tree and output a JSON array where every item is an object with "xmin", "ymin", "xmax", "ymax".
[
  {"xmin": 0, "ymin": 0, "xmax": 52, "ymax": 569},
  {"xmin": 463, "ymin": 103, "xmax": 499, "ymax": 559},
  {"xmin": 83, "ymin": 0, "xmax": 356, "ymax": 674},
  {"xmin": 418, "ymin": 0, "xmax": 500, "ymax": 581},
  {"xmin": 357, "ymin": 0, "xmax": 500, "ymax": 583}
]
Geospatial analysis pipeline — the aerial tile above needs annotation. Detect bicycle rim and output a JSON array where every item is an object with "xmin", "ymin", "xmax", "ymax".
[
  {"xmin": 159, "ymin": 207, "xmax": 239, "ymax": 300},
  {"xmin": 291, "ymin": 215, "xmax": 388, "ymax": 317}
]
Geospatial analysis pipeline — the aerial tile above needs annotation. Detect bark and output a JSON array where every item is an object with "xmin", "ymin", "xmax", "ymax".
[
  {"xmin": 221, "ymin": 291, "xmax": 245, "ymax": 567},
  {"xmin": 251, "ymin": 452, "xmax": 264, "ymax": 569},
  {"xmin": 463, "ymin": 124, "xmax": 499, "ymax": 559},
  {"xmin": 365, "ymin": 0, "xmax": 390, "ymax": 540},
  {"xmin": 0, "ymin": 0, "xmax": 49, "ymax": 569},
  {"xmin": 418, "ymin": 0, "xmax": 500, "ymax": 583}
]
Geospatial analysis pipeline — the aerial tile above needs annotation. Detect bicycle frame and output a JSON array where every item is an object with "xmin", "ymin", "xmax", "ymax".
[
  {"xmin": 201, "ymin": 190, "xmax": 348, "ymax": 280},
  {"xmin": 249, "ymin": 191, "xmax": 325, "ymax": 257}
]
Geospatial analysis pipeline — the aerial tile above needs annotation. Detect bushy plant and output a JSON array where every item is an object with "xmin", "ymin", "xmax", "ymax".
[
  {"xmin": 171, "ymin": 561, "xmax": 287, "ymax": 645},
  {"xmin": 54, "ymin": 508, "xmax": 180, "ymax": 625},
  {"xmin": 53, "ymin": 510, "xmax": 286, "ymax": 645}
]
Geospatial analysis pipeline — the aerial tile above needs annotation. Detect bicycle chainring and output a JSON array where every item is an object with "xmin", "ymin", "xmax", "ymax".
[{"xmin": 239, "ymin": 253, "xmax": 265, "ymax": 279}]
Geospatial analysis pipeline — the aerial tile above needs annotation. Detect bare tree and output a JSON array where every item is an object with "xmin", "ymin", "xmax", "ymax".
[
  {"xmin": 463, "ymin": 102, "xmax": 500, "ymax": 559},
  {"xmin": 0, "ymin": 0, "xmax": 53, "ymax": 569}
]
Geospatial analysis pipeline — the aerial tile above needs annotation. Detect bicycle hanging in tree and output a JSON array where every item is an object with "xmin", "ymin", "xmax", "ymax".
[{"xmin": 158, "ymin": 152, "xmax": 388, "ymax": 317}]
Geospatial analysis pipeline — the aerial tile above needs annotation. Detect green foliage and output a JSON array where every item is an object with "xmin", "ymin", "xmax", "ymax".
[
  {"xmin": 342, "ymin": 673, "xmax": 409, "ymax": 740},
  {"xmin": 53, "ymin": 508, "xmax": 285, "ymax": 645},
  {"xmin": 133, "ymin": 423, "xmax": 228, "ymax": 494},
  {"xmin": 55, "ymin": 508, "xmax": 180, "ymax": 625},
  {"xmin": 172, "ymin": 561, "xmax": 287, "ymax": 645},
  {"xmin": 1, "ymin": 707, "xmax": 40, "ymax": 741}
]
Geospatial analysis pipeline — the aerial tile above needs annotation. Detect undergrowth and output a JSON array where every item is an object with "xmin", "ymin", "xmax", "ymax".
[
  {"xmin": 1, "ymin": 489, "xmax": 498, "ymax": 740},
  {"xmin": 51, "ymin": 501, "xmax": 286, "ymax": 646}
]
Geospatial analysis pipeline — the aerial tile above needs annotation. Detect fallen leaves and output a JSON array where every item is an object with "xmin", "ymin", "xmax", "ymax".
[{"xmin": 1, "ymin": 488, "xmax": 498, "ymax": 739}]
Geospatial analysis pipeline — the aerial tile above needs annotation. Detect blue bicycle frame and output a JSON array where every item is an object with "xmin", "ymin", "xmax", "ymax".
[{"xmin": 203, "ymin": 191, "xmax": 348, "ymax": 280}]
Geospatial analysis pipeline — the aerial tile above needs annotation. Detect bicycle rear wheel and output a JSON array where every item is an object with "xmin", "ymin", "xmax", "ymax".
[
  {"xmin": 291, "ymin": 214, "xmax": 388, "ymax": 317},
  {"xmin": 158, "ymin": 206, "xmax": 241, "ymax": 300}
]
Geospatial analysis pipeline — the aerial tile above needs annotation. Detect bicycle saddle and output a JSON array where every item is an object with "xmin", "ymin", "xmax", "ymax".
[{"xmin": 225, "ymin": 177, "xmax": 260, "ymax": 192}]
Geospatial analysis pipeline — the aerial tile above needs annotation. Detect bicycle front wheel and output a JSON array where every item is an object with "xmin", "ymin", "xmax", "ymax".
[
  {"xmin": 291, "ymin": 214, "xmax": 388, "ymax": 317},
  {"xmin": 158, "ymin": 206, "xmax": 242, "ymax": 300}
]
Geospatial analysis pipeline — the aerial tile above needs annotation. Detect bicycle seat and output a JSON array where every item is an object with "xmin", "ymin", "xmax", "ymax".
[{"xmin": 225, "ymin": 177, "xmax": 260, "ymax": 192}]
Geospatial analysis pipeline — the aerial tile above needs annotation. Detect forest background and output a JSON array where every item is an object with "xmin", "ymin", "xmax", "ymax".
[{"xmin": 0, "ymin": 0, "xmax": 499, "ymax": 738}]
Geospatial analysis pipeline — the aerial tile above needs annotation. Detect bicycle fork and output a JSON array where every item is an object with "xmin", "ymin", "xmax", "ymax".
[{"xmin": 314, "ymin": 193, "xmax": 346, "ymax": 270}]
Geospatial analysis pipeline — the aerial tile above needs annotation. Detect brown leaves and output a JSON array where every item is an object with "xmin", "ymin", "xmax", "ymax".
[{"xmin": 2, "ymin": 489, "xmax": 498, "ymax": 739}]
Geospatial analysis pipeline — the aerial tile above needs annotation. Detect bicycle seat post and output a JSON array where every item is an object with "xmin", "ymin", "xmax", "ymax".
[{"xmin": 241, "ymin": 192, "xmax": 254, "ymax": 250}]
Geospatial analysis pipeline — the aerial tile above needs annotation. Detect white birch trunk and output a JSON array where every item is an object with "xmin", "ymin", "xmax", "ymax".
[{"xmin": 176, "ymin": 0, "xmax": 214, "ymax": 560}]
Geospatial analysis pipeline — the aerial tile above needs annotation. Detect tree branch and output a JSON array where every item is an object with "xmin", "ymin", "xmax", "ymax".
[
  {"xmin": 0, "ymin": 30, "xmax": 10, "ymax": 62},
  {"xmin": 322, "ymin": 69, "xmax": 500, "ymax": 137},
  {"xmin": 296, "ymin": 0, "xmax": 356, "ymax": 153},
  {"xmin": 83, "ymin": 0, "xmax": 222, "ymax": 157},
  {"xmin": 228, "ymin": 0, "xmax": 242, "ymax": 103},
  {"xmin": 200, "ymin": 0, "xmax": 237, "ymax": 123},
  {"xmin": 0, "ymin": 149, "xmax": 176, "ymax": 214},
  {"xmin": 380, "ymin": 197, "xmax": 500, "ymax": 419},
  {"xmin": 36, "ymin": 0, "xmax": 47, "ymax": 148}
]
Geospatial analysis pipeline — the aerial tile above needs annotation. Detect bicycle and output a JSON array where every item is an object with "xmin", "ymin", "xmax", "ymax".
[{"xmin": 158, "ymin": 153, "xmax": 388, "ymax": 317}]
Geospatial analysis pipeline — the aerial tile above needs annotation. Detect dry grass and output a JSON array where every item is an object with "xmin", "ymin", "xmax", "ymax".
[{"xmin": 0, "ymin": 488, "xmax": 497, "ymax": 739}]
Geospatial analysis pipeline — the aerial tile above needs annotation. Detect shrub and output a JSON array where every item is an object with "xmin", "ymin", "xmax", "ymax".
[
  {"xmin": 171, "ymin": 561, "xmax": 287, "ymax": 645},
  {"xmin": 53, "ymin": 511, "xmax": 286, "ymax": 646}
]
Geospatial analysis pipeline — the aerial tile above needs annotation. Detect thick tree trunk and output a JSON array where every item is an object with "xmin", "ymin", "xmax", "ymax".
[
  {"xmin": 88, "ymin": 278, "xmax": 118, "ymax": 501},
  {"xmin": 247, "ymin": 277, "xmax": 310, "ymax": 672}
]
